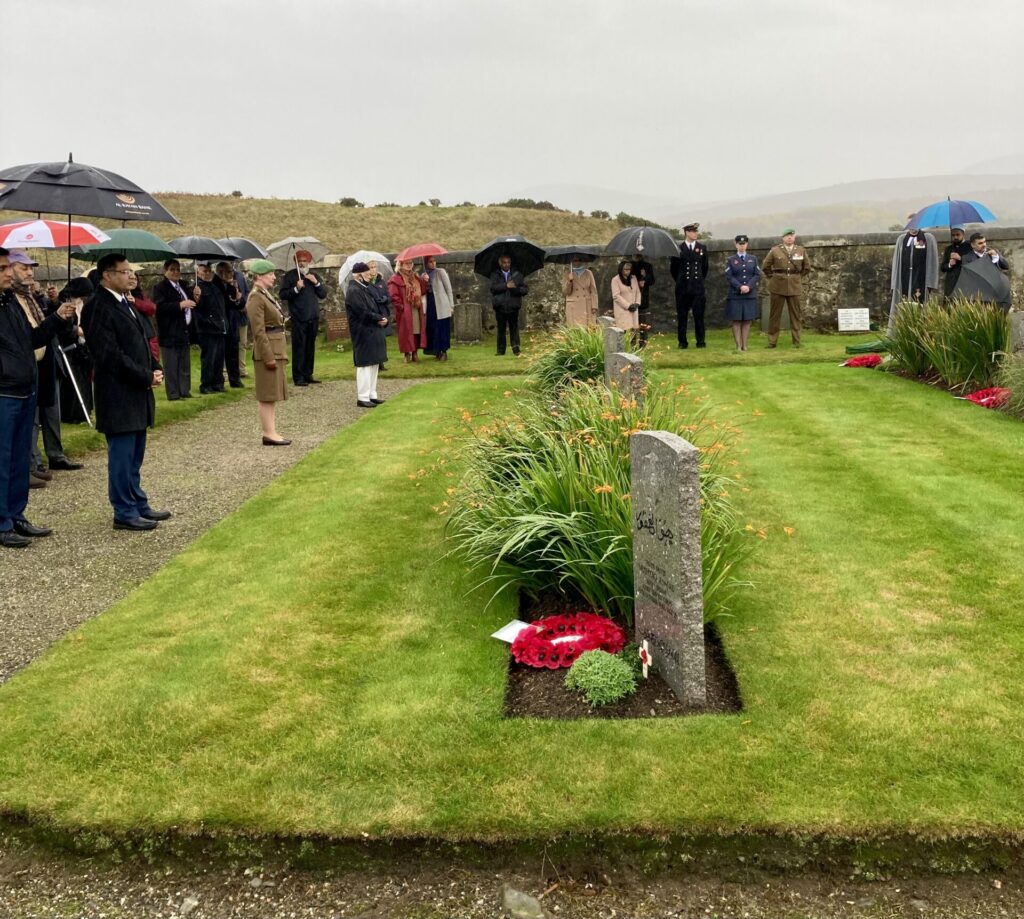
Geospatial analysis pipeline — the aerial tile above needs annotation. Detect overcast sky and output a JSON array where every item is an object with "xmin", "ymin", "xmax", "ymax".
[{"xmin": 4, "ymin": 0, "xmax": 1023, "ymax": 213}]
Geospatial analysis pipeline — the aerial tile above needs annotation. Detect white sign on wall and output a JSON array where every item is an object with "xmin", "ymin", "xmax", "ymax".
[{"xmin": 837, "ymin": 308, "xmax": 871, "ymax": 332}]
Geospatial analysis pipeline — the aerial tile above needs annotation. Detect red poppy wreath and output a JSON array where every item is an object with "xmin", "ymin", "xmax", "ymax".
[{"xmin": 511, "ymin": 612, "xmax": 626, "ymax": 669}]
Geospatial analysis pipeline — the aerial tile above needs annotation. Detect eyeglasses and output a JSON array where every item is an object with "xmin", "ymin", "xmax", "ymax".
[{"xmin": 106, "ymin": 268, "xmax": 136, "ymax": 275}]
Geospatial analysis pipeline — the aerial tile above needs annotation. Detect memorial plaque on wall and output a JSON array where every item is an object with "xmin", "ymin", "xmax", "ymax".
[
  {"xmin": 630, "ymin": 430, "xmax": 706, "ymax": 706},
  {"xmin": 325, "ymin": 312, "xmax": 349, "ymax": 341},
  {"xmin": 837, "ymin": 308, "xmax": 870, "ymax": 332}
]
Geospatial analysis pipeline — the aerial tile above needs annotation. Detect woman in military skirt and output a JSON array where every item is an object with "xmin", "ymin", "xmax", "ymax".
[
  {"xmin": 723, "ymin": 234, "xmax": 761, "ymax": 352},
  {"xmin": 245, "ymin": 259, "xmax": 290, "ymax": 445}
]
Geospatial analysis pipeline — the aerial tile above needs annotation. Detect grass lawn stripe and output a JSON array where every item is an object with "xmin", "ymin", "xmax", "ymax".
[{"xmin": 1, "ymin": 369, "xmax": 1023, "ymax": 840}]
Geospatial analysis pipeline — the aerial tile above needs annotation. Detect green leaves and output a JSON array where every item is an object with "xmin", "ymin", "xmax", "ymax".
[{"xmin": 564, "ymin": 650, "xmax": 637, "ymax": 707}]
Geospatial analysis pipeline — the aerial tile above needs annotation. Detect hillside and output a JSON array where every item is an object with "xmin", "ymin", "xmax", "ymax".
[{"xmin": 77, "ymin": 195, "xmax": 625, "ymax": 254}]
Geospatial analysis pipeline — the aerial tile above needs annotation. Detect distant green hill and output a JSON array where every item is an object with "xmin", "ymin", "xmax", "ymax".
[{"xmin": 76, "ymin": 195, "xmax": 626, "ymax": 254}]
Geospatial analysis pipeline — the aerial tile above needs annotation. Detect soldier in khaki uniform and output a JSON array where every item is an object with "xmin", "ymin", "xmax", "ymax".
[{"xmin": 762, "ymin": 228, "xmax": 810, "ymax": 348}]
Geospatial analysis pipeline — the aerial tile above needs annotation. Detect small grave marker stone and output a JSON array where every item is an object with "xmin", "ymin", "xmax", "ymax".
[
  {"xmin": 601, "ymin": 321, "xmax": 626, "ymax": 390},
  {"xmin": 608, "ymin": 351, "xmax": 645, "ymax": 407},
  {"xmin": 630, "ymin": 430, "xmax": 706, "ymax": 706}
]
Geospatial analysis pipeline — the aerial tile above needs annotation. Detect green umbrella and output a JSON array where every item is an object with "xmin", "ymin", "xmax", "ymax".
[{"xmin": 71, "ymin": 227, "xmax": 176, "ymax": 263}]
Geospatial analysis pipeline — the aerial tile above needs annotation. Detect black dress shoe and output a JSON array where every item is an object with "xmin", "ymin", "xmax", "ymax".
[
  {"xmin": 29, "ymin": 474, "xmax": 47, "ymax": 489},
  {"xmin": 0, "ymin": 531, "xmax": 30, "ymax": 548},
  {"xmin": 181, "ymin": 393, "xmax": 194, "ymax": 398},
  {"xmin": 31, "ymin": 465, "xmax": 52, "ymax": 481},
  {"xmin": 113, "ymin": 517, "xmax": 158, "ymax": 531},
  {"xmin": 48, "ymin": 458, "xmax": 83, "ymax": 471},
  {"xmin": 13, "ymin": 520, "xmax": 52, "ymax": 538},
  {"xmin": 308, "ymin": 378, "xmax": 322, "ymax": 384},
  {"xmin": 696, "ymin": 342, "xmax": 706, "ymax": 348},
  {"xmin": 262, "ymin": 436, "xmax": 292, "ymax": 446},
  {"xmin": 141, "ymin": 509, "xmax": 172, "ymax": 521},
  {"xmin": 229, "ymin": 381, "xmax": 244, "ymax": 388},
  {"xmin": 294, "ymin": 381, "xmax": 309, "ymax": 387},
  {"xmin": 356, "ymin": 400, "xmax": 376, "ymax": 408},
  {"xmin": 370, "ymin": 398, "xmax": 386, "ymax": 405},
  {"xmin": 199, "ymin": 387, "xmax": 214, "ymax": 394}
]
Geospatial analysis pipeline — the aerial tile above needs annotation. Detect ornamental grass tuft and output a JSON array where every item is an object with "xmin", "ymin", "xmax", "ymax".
[
  {"xmin": 564, "ymin": 650, "xmax": 637, "ymax": 707},
  {"xmin": 526, "ymin": 325, "xmax": 606, "ymax": 399},
  {"xmin": 446, "ymin": 379, "xmax": 749, "ymax": 624},
  {"xmin": 996, "ymin": 353, "xmax": 1024, "ymax": 419},
  {"xmin": 888, "ymin": 297, "xmax": 1010, "ymax": 392}
]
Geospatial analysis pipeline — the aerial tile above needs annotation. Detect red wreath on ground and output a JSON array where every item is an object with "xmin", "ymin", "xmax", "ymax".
[
  {"xmin": 511, "ymin": 612, "xmax": 626, "ymax": 669},
  {"xmin": 965, "ymin": 387, "xmax": 1011, "ymax": 409},
  {"xmin": 843, "ymin": 354, "xmax": 882, "ymax": 368}
]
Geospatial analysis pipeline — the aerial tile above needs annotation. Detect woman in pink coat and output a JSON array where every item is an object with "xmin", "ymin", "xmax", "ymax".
[
  {"xmin": 387, "ymin": 259, "xmax": 428, "ymax": 362},
  {"xmin": 611, "ymin": 260, "xmax": 642, "ymax": 333}
]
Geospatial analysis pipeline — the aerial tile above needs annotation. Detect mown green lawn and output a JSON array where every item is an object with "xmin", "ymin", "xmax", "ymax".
[{"xmin": 4, "ymin": 360, "xmax": 1020, "ymax": 841}]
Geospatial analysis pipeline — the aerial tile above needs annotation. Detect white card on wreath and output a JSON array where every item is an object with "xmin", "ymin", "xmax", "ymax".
[{"xmin": 491, "ymin": 620, "xmax": 531, "ymax": 643}]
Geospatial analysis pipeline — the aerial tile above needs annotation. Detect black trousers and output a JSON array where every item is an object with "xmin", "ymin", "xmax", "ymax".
[
  {"xmin": 198, "ymin": 333, "xmax": 226, "ymax": 392},
  {"xmin": 160, "ymin": 345, "xmax": 191, "ymax": 400},
  {"xmin": 494, "ymin": 309, "xmax": 521, "ymax": 355},
  {"xmin": 675, "ymin": 285, "xmax": 706, "ymax": 346},
  {"xmin": 225, "ymin": 320, "xmax": 241, "ymax": 385},
  {"xmin": 291, "ymin": 316, "xmax": 319, "ymax": 383}
]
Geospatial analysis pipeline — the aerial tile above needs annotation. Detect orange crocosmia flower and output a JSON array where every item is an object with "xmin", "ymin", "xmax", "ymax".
[
  {"xmin": 593, "ymin": 484, "xmax": 614, "ymax": 494},
  {"xmin": 600, "ymin": 411, "xmax": 618, "ymax": 420},
  {"xmin": 461, "ymin": 411, "xmax": 472, "ymax": 422},
  {"xmin": 783, "ymin": 526, "xmax": 795, "ymax": 537},
  {"xmin": 756, "ymin": 529, "xmax": 767, "ymax": 539},
  {"xmin": 718, "ymin": 490, "xmax": 730, "ymax": 498},
  {"xmin": 503, "ymin": 391, "xmax": 512, "ymax": 398},
  {"xmin": 446, "ymin": 487, "xmax": 457, "ymax": 495},
  {"xmin": 745, "ymin": 523, "xmax": 755, "ymax": 532},
  {"xmin": 621, "ymin": 493, "xmax": 631, "ymax": 500}
]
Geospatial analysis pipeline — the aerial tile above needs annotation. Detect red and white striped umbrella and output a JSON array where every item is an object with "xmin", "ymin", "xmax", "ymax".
[{"xmin": 0, "ymin": 218, "xmax": 110, "ymax": 249}]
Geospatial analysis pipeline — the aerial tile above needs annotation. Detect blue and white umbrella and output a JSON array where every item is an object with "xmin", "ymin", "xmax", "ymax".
[{"xmin": 905, "ymin": 198, "xmax": 997, "ymax": 230}]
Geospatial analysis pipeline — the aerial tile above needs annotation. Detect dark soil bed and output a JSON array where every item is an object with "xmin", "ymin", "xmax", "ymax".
[{"xmin": 505, "ymin": 591, "xmax": 742, "ymax": 719}]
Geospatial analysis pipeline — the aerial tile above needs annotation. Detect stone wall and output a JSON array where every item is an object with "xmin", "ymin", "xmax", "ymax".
[
  {"xmin": 118, "ymin": 226, "xmax": 1024, "ymax": 342},
  {"xmin": 312, "ymin": 227, "xmax": 1024, "ymax": 340}
]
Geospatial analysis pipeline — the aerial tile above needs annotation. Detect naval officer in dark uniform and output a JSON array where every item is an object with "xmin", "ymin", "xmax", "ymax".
[
  {"xmin": 723, "ymin": 234, "xmax": 761, "ymax": 352},
  {"xmin": 672, "ymin": 222, "xmax": 709, "ymax": 348}
]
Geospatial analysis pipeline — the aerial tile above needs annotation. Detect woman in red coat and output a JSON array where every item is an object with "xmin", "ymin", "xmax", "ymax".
[
  {"xmin": 127, "ymin": 271, "xmax": 161, "ymax": 363},
  {"xmin": 387, "ymin": 258, "xmax": 427, "ymax": 362}
]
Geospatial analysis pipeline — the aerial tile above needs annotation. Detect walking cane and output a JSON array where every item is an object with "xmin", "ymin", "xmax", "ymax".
[{"xmin": 57, "ymin": 344, "xmax": 93, "ymax": 429}]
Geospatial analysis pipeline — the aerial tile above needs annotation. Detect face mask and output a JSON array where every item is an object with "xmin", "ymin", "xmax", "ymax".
[{"xmin": 572, "ymin": 265, "xmax": 587, "ymax": 275}]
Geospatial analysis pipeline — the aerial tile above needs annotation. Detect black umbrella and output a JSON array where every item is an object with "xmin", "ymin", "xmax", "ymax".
[
  {"xmin": 168, "ymin": 236, "xmax": 235, "ymax": 261},
  {"xmin": 218, "ymin": 236, "xmax": 268, "ymax": 260},
  {"xmin": 604, "ymin": 225, "xmax": 680, "ymax": 259},
  {"xmin": 0, "ymin": 155, "xmax": 179, "ymax": 224},
  {"xmin": 544, "ymin": 244, "xmax": 603, "ymax": 264},
  {"xmin": 954, "ymin": 257, "xmax": 1012, "ymax": 308},
  {"xmin": 474, "ymin": 235, "xmax": 546, "ymax": 277}
]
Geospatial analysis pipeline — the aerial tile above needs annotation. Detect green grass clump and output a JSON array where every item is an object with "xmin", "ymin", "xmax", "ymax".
[
  {"xmin": 526, "ymin": 325, "xmax": 605, "ymax": 398},
  {"xmin": 564, "ymin": 650, "xmax": 637, "ymax": 707},
  {"xmin": 996, "ymin": 353, "xmax": 1024, "ymax": 418},
  {"xmin": 888, "ymin": 298, "xmax": 1010, "ymax": 392},
  {"xmin": 446, "ymin": 378, "xmax": 748, "ymax": 624}
]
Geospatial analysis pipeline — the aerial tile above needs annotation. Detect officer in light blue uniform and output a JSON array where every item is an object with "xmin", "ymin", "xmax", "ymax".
[{"xmin": 723, "ymin": 234, "xmax": 761, "ymax": 352}]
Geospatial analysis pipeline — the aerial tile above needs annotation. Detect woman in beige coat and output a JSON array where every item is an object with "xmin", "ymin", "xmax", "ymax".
[
  {"xmin": 245, "ymin": 259, "xmax": 290, "ymax": 446},
  {"xmin": 611, "ymin": 260, "xmax": 641, "ymax": 331},
  {"xmin": 562, "ymin": 257, "xmax": 598, "ymax": 327}
]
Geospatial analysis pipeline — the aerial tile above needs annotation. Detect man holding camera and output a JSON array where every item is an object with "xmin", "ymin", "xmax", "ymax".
[{"xmin": 279, "ymin": 249, "xmax": 326, "ymax": 386}]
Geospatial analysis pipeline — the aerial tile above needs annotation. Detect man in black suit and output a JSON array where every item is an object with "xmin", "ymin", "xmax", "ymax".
[
  {"xmin": 489, "ymin": 255, "xmax": 528, "ymax": 356},
  {"xmin": 192, "ymin": 262, "xmax": 228, "ymax": 393},
  {"xmin": 939, "ymin": 225, "xmax": 972, "ymax": 298},
  {"xmin": 673, "ymin": 222, "xmax": 709, "ymax": 348},
  {"xmin": 279, "ymin": 249, "xmax": 326, "ymax": 386},
  {"xmin": 152, "ymin": 259, "xmax": 196, "ymax": 400},
  {"xmin": 85, "ymin": 253, "xmax": 170, "ymax": 531}
]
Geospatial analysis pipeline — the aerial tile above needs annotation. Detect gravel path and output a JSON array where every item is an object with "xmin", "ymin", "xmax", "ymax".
[
  {"xmin": 0, "ymin": 378, "xmax": 416, "ymax": 684},
  {"xmin": 0, "ymin": 837, "xmax": 1021, "ymax": 919}
]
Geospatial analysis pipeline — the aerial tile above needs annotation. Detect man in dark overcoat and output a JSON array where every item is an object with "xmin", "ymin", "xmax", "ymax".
[
  {"xmin": 0, "ymin": 247, "xmax": 77, "ymax": 547},
  {"xmin": 279, "ymin": 249, "xmax": 327, "ymax": 386},
  {"xmin": 85, "ymin": 253, "xmax": 170, "ymax": 531},
  {"xmin": 193, "ymin": 262, "xmax": 228, "ymax": 394},
  {"xmin": 489, "ymin": 255, "xmax": 528, "ymax": 356},
  {"xmin": 672, "ymin": 222, "xmax": 709, "ymax": 348},
  {"xmin": 940, "ymin": 225, "xmax": 972, "ymax": 299},
  {"xmin": 344, "ymin": 262, "xmax": 390, "ymax": 408}
]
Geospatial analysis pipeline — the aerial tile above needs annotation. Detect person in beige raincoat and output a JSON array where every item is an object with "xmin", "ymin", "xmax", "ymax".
[{"xmin": 562, "ymin": 257, "xmax": 598, "ymax": 327}]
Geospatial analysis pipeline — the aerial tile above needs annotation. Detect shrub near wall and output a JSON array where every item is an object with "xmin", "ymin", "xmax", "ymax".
[
  {"xmin": 446, "ymin": 369, "xmax": 749, "ymax": 625},
  {"xmin": 888, "ymin": 298, "xmax": 1010, "ymax": 392}
]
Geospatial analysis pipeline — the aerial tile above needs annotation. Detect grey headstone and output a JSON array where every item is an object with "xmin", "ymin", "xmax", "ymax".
[
  {"xmin": 1010, "ymin": 310, "xmax": 1024, "ymax": 354},
  {"xmin": 602, "ymin": 323, "xmax": 627, "ymax": 389},
  {"xmin": 630, "ymin": 431, "xmax": 706, "ymax": 706},
  {"xmin": 607, "ymin": 351, "xmax": 645, "ymax": 408}
]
